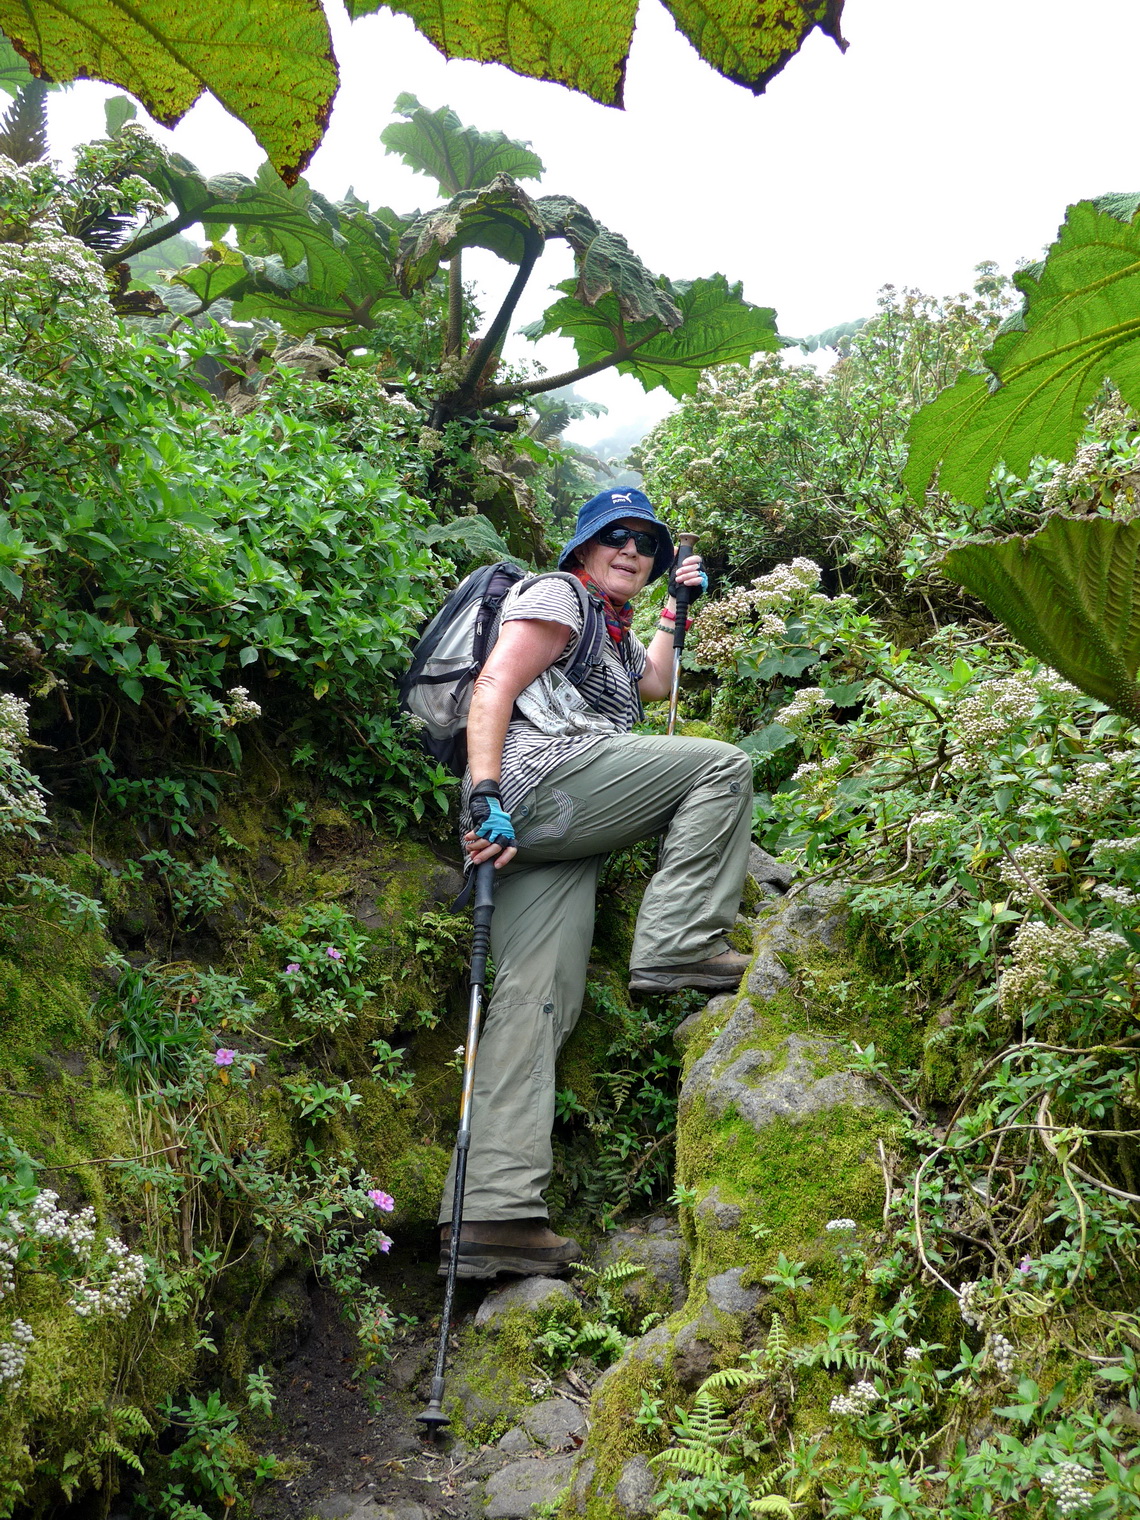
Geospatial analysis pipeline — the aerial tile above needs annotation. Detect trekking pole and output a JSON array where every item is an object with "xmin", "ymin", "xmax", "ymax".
[
  {"xmin": 418, "ymin": 857, "xmax": 497, "ymax": 1433},
  {"xmin": 666, "ymin": 533, "xmax": 700, "ymax": 736}
]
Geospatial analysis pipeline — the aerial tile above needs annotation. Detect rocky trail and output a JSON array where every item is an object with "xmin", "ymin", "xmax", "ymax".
[
  {"xmin": 240, "ymin": 851, "xmax": 885, "ymax": 1520},
  {"xmin": 253, "ymin": 1260, "xmax": 614, "ymax": 1520}
]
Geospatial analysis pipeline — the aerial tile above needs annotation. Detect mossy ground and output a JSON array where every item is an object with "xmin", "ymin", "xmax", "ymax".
[{"xmin": 0, "ymin": 772, "xmax": 471, "ymax": 1516}]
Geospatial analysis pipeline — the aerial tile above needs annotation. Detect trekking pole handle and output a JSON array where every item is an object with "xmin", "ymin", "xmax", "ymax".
[
  {"xmin": 672, "ymin": 532, "xmax": 700, "ymax": 652},
  {"xmin": 468, "ymin": 858, "xmax": 496, "ymax": 993}
]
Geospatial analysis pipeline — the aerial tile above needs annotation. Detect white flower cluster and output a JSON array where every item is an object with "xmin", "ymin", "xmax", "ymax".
[
  {"xmin": 69, "ymin": 1238, "xmax": 147, "ymax": 1318},
  {"xmin": 777, "ymin": 687, "xmax": 834, "ymax": 730},
  {"xmin": 170, "ymin": 522, "xmax": 218, "ymax": 559},
  {"xmin": 903, "ymin": 1345, "xmax": 923, "ymax": 1364},
  {"xmin": 1040, "ymin": 1462, "xmax": 1093, "ymax": 1517},
  {"xmin": 1094, "ymin": 883, "xmax": 1139, "ymax": 906},
  {"xmin": 689, "ymin": 558, "xmax": 821, "ymax": 671},
  {"xmin": 911, "ymin": 810, "xmax": 955, "ymax": 834},
  {"xmin": 27, "ymin": 1190, "xmax": 97, "ymax": 1253},
  {"xmin": 999, "ymin": 919, "xmax": 1127, "ymax": 1013},
  {"xmin": 1091, "ymin": 836, "xmax": 1140, "ymax": 866},
  {"xmin": 830, "ymin": 1379, "xmax": 879, "ymax": 1418},
  {"xmin": 0, "ymin": 692, "xmax": 30, "ymax": 751},
  {"xmin": 998, "ymin": 843, "xmax": 1056, "ymax": 903},
  {"xmin": 222, "ymin": 686, "xmax": 262, "ymax": 728},
  {"xmin": 0, "ymin": 1238, "xmax": 15, "ymax": 1299},
  {"xmin": 0, "ymin": 164, "xmax": 122, "ymax": 440},
  {"xmin": 951, "ymin": 669, "xmax": 1078, "ymax": 764},
  {"xmin": 417, "ymin": 427, "xmax": 444, "ymax": 453},
  {"xmin": 3, "ymin": 1189, "xmax": 146, "ymax": 1319},
  {"xmin": 0, "ymin": 1319, "xmax": 33, "ymax": 1384},
  {"xmin": 1, "ymin": 736, "xmax": 49, "ymax": 837},
  {"xmin": 989, "ymin": 1331, "xmax": 1017, "ymax": 1377},
  {"xmin": 958, "ymin": 1279, "xmax": 986, "ymax": 1328},
  {"xmin": 1061, "ymin": 762, "xmax": 1115, "ymax": 818},
  {"xmin": 791, "ymin": 755, "xmax": 842, "ymax": 795},
  {"xmin": 825, "ymin": 1218, "xmax": 858, "ymax": 1231},
  {"xmin": 1042, "ymin": 439, "xmax": 1116, "ymax": 511}
]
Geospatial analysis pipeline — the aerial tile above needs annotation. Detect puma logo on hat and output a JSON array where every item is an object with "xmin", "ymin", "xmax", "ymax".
[{"xmin": 611, "ymin": 493, "xmax": 633, "ymax": 504}]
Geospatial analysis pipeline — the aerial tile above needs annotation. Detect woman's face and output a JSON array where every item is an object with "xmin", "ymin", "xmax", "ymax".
[{"xmin": 575, "ymin": 517, "xmax": 656, "ymax": 603}]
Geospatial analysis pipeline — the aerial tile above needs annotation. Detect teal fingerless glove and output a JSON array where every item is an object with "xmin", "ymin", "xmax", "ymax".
[{"xmin": 470, "ymin": 781, "xmax": 515, "ymax": 846}]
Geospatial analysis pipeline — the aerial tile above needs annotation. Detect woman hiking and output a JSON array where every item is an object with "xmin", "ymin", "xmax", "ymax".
[{"xmin": 439, "ymin": 488, "xmax": 753, "ymax": 1279}]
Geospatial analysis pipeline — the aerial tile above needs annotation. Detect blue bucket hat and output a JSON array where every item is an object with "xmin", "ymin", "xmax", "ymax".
[{"xmin": 557, "ymin": 488, "xmax": 675, "ymax": 584}]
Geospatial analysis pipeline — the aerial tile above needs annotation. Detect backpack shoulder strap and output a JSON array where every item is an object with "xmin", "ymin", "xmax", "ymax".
[{"xmin": 510, "ymin": 571, "xmax": 606, "ymax": 688}]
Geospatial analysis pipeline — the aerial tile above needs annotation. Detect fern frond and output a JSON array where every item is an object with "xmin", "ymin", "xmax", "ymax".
[
  {"xmin": 750, "ymin": 1498, "xmax": 794, "ymax": 1518},
  {"xmin": 649, "ymin": 1446, "xmax": 730, "ymax": 1478},
  {"xmin": 766, "ymin": 1313, "xmax": 790, "ymax": 1366},
  {"xmin": 597, "ymin": 1260, "xmax": 646, "ymax": 1287},
  {"xmin": 751, "ymin": 1461, "xmax": 790, "ymax": 1497},
  {"xmin": 90, "ymin": 1436, "xmax": 145, "ymax": 1474},
  {"xmin": 700, "ymin": 1366, "xmax": 766, "ymax": 1394},
  {"xmin": 574, "ymin": 1320, "xmax": 613, "ymax": 1344},
  {"xmin": 672, "ymin": 1390, "xmax": 733, "ymax": 1448},
  {"xmin": 111, "ymin": 1405, "xmax": 153, "ymax": 1438}
]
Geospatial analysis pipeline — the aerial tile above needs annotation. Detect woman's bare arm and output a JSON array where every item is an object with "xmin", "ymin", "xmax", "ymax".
[{"xmin": 465, "ymin": 618, "xmax": 571, "ymax": 866}]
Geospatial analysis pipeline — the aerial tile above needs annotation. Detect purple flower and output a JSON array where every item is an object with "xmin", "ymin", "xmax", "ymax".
[
  {"xmin": 284, "ymin": 962, "xmax": 301, "ymax": 975},
  {"xmin": 378, "ymin": 1236, "xmax": 392, "ymax": 1254},
  {"xmin": 214, "ymin": 1049, "xmax": 236, "ymax": 1067},
  {"xmin": 1018, "ymin": 1255, "xmax": 1032, "ymax": 1274},
  {"xmin": 368, "ymin": 1189, "xmax": 395, "ymax": 1212},
  {"xmin": 326, "ymin": 946, "xmax": 344, "ymax": 961}
]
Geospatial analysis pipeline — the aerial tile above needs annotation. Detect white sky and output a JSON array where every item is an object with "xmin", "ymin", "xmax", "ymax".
[{"xmin": 45, "ymin": 0, "xmax": 1140, "ymax": 448}]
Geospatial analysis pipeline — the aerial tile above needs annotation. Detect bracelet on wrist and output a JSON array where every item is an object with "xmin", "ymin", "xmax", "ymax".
[{"xmin": 657, "ymin": 617, "xmax": 693, "ymax": 633}]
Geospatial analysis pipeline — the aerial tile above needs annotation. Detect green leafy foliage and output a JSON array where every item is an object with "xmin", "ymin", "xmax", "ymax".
[
  {"xmin": 360, "ymin": 0, "xmax": 843, "ymax": 106},
  {"xmin": 3, "ymin": 0, "xmax": 837, "ymax": 178},
  {"xmin": 943, "ymin": 515, "xmax": 1140, "ymax": 719},
  {"xmin": 905, "ymin": 196, "xmax": 1140, "ymax": 507},
  {"xmin": 662, "ymin": 0, "xmax": 845, "ymax": 96},
  {"xmin": 536, "ymin": 194, "xmax": 682, "ymax": 327},
  {"xmin": 0, "ymin": 29, "xmax": 37, "ymax": 93},
  {"xmin": 0, "ymin": 161, "xmax": 451, "ymax": 825},
  {"xmin": 397, "ymin": 173, "xmax": 545, "ymax": 290},
  {"xmin": 550, "ymin": 974, "xmax": 693, "ymax": 1223},
  {"xmin": 522, "ymin": 273, "xmax": 779, "ymax": 400},
  {"xmin": 0, "ymin": 4, "xmax": 336, "ymax": 183},
  {"xmin": 640, "ymin": 273, "xmax": 1016, "ymax": 583},
  {"xmin": 380, "ymin": 92, "xmax": 543, "ymax": 195}
]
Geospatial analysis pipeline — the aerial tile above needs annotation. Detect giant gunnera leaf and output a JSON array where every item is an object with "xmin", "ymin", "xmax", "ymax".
[
  {"xmin": 523, "ymin": 273, "xmax": 779, "ymax": 400},
  {"xmin": 1, "ymin": 0, "xmax": 838, "ymax": 180},
  {"xmin": 905, "ymin": 196, "xmax": 1140, "ymax": 507},
  {"xmin": 358, "ymin": 0, "xmax": 844, "ymax": 106},
  {"xmin": 942, "ymin": 515, "xmax": 1140, "ymax": 720},
  {"xmin": 396, "ymin": 175, "xmax": 545, "ymax": 293},
  {"xmin": 0, "ymin": 5, "xmax": 336, "ymax": 182},
  {"xmin": 380, "ymin": 92, "xmax": 543, "ymax": 196}
]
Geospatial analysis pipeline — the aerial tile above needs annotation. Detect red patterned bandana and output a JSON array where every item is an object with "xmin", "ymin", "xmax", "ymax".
[{"xmin": 570, "ymin": 568, "xmax": 633, "ymax": 644}]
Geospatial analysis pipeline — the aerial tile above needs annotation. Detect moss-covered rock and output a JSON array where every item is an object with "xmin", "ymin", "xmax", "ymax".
[{"xmin": 560, "ymin": 879, "xmax": 906, "ymax": 1517}]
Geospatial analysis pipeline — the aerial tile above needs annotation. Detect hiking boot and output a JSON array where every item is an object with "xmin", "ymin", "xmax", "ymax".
[
  {"xmin": 629, "ymin": 948, "xmax": 752, "ymax": 994},
  {"xmin": 438, "ymin": 1218, "xmax": 583, "ymax": 1279}
]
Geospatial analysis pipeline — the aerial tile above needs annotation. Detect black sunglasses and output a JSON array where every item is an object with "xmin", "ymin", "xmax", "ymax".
[{"xmin": 596, "ymin": 525, "xmax": 659, "ymax": 557}]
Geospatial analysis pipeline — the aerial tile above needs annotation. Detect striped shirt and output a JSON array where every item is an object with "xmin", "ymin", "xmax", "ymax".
[{"xmin": 462, "ymin": 576, "xmax": 647, "ymax": 827}]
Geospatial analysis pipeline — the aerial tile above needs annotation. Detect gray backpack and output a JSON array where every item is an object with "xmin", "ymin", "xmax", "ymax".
[{"xmin": 399, "ymin": 563, "xmax": 606, "ymax": 775}]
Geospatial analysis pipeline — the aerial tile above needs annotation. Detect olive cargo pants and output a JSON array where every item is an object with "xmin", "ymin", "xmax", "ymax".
[{"xmin": 438, "ymin": 733, "xmax": 752, "ymax": 1224}]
